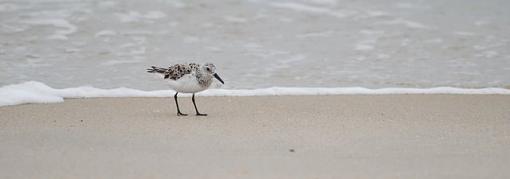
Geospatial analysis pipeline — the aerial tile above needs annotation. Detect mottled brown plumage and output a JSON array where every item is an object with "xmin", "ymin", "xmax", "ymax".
[{"xmin": 147, "ymin": 63, "xmax": 200, "ymax": 80}]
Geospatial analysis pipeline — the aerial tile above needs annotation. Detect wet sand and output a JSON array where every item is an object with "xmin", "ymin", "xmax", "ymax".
[{"xmin": 1, "ymin": 95, "xmax": 510, "ymax": 178}]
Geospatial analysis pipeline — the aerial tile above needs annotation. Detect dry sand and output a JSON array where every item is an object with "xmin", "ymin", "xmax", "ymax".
[{"xmin": 1, "ymin": 95, "xmax": 510, "ymax": 179}]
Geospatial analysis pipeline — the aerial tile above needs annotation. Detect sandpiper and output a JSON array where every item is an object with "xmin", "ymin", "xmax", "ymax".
[{"xmin": 147, "ymin": 63, "xmax": 224, "ymax": 116}]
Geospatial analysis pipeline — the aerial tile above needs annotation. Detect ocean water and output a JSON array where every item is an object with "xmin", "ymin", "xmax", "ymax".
[{"xmin": 1, "ymin": 0, "xmax": 510, "ymax": 90}]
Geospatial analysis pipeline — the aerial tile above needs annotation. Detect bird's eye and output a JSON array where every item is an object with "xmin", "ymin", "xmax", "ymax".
[{"xmin": 206, "ymin": 67, "xmax": 210, "ymax": 71}]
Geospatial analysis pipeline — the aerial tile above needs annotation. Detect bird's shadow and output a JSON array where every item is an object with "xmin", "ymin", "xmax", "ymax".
[{"xmin": 145, "ymin": 110, "xmax": 213, "ymax": 120}]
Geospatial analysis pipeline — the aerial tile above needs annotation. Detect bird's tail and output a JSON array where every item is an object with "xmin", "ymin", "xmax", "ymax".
[
  {"xmin": 147, "ymin": 66, "xmax": 170, "ymax": 79},
  {"xmin": 147, "ymin": 66, "xmax": 167, "ymax": 74}
]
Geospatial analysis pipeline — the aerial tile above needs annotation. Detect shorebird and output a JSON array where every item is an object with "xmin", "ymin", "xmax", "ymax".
[{"xmin": 147, "ymin": 63, "xmax": 224, "ymax": 116}]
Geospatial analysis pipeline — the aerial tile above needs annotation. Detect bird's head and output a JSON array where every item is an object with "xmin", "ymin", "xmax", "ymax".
[{"xmin": 203, "ymin": 63, "xmax": 224, "ymax": 84}]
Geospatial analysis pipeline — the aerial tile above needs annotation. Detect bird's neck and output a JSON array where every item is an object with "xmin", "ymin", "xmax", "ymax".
[{"xmin": 196, "ymin": 70, "xmax": 213, "ymax": 87}]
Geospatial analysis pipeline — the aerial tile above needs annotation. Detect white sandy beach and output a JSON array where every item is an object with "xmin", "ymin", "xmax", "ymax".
[{"xmin": 1, "ymin": 95, "xmax": 509, "ymax": 178}]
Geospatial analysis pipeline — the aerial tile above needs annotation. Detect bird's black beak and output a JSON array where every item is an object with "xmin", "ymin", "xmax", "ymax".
[{"xmin": 213, "ymin": 73, "xmax": 224, "ymax": 84}]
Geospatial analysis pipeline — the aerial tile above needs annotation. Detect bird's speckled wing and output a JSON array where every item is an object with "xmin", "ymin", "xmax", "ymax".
[{"xmin": 147, "ymin": 63, "xmax": 200, "ymax": 80}]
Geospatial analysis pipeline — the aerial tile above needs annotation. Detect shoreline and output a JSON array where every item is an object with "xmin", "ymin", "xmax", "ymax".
[
  {"xmin": 1, "ymin": 95, "xmax": 510, "ymax": 178},
  {"xmin": 1, "ymin": 81, "xmax": 510, "ymax": 107}
]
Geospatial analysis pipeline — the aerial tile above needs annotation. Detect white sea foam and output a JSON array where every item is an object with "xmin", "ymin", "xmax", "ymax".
[
  {"xmin": 306, "ymin": 0, "xmax": 338, "ymax": 6},
  {"xmin": 297, "ymin": 31, "xmax": 334, "ymax": 38},
  {"xmin": 355, "ymin": 39, "xmax": 377, "ymax": 51},
  {"xmin": 145, "ymin": 11, "xmax": 166, "ymax": 19},
  {"xmin": 1, "ymin": 81, "xmax": 509, "ymax": 107},
  {"xmin": 95, "ymin": 30, "xmax": 117, "ymax": 37},
  {"xmin": 100, "ymin": 59, "xmax": 143, "ymax": 66},
  {"xmin": 2, "ymin": 0, "xmax": 508, "ymax": 91},
  {"xmin": 116, "ymin": 11, "xmax": 166, "ymax": 23},
  {"xmin": 377, "ymin": 18, "xmax": 431, "ymax": 29},
  {"xmin": 183, "ymin": 36, "xmax": 200, "ymax": 44},
  {"xmin": 355, "ymin": 44, "xmax": 374, "ymax": 51},
  {"xmin": 372, "ymin": 11, "xmax": 390, "ymax": 17},
  {"xmin": 270, "ymin": 2, "xmax": 347, "ymax": 18}
]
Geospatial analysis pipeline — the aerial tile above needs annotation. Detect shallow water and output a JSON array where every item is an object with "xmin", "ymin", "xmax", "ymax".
[{"xmin": 1, "ymin": 0, "xmax": 509, "ymax": 90}]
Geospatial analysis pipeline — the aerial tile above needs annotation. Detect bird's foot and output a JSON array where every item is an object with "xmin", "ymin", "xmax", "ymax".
[
  {"xmin": 177, "ymin": 112, "xmax": 188, "ymax": 116},
  {"xmin": 196, "ymin": 113, "xmax": 208, "ymax": 116}
]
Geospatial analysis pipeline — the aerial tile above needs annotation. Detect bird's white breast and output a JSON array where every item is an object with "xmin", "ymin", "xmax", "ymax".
[{"xmin": 167, "ymin": 74, "xmax": 208, "ymax": 93}]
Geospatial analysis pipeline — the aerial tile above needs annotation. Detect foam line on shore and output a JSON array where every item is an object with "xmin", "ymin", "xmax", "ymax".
[{"xmin": 1, "ymin": 81, "xmax": 509, "ymax": 107}]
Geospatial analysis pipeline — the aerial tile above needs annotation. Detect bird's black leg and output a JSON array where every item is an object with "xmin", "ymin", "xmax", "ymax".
[
  {"xmin": 192, "ymin": 93, "xmax": 207, "ymax": 116},
  {"xmin": 174, "ymin": 92, "xmax": 187, "ymax": 116}
]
